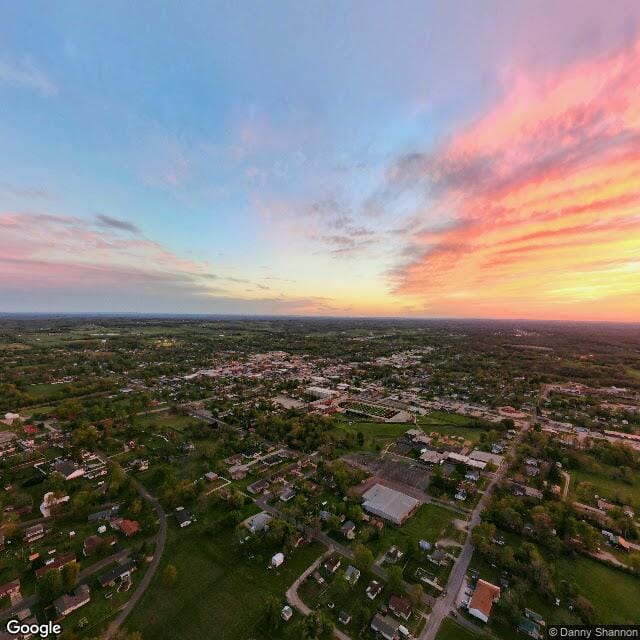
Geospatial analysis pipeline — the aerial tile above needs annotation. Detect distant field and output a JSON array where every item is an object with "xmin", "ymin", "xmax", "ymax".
[
  {"xmin": 134, "ymin": 411, "xmax": 206, "ymax": 432},
  {"xmin": 435, "ymin": 618, "xmax": 478, "ymax": 640},
  {"xmin": 417, "ymin": 411, "xmax": 490, "ymax": 442},
  {"xmin": 335, "ymin": 418, "xmax": 410, "ymax": 450},
  {"xmin": 126, "ymin": 519, "xmax": 323, "ymax": 640}
]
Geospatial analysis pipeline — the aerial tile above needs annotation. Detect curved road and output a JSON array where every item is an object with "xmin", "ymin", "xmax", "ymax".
[{"xmin": 101, "ymin": 461, "xmax": 168, "ymax": 639}]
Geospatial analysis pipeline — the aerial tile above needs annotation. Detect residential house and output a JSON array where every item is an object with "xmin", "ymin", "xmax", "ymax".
[
  {"xmin": 468, "ymin": 579, "xmax": 501, "ymax": 623},
  {"xmin": 366, "ymin": 580, "xmax": 383, "ymax": 599},
  {"xmin": 53, "ymin": 584, "xmax": 90, "ymax": 618},
  {"xmin": 324, "ymin": 556, "xmax": 341, "ymax": 574},
  {"xmin": 112, "ymin": 519, "xmax": 140, "ymax": 537},
  {"xmin": 24, "ymin": 524, "xmax": 45, "ymax": 543},
  {"xmin": 83, "ymin": 534, "xmax": 117, "ymax": 556},
  {"xmin": 35, "ymin": 553, "xmax": 76, "ymax": 579},
  {"xmin": 370, "ymin": 613, "xmax": 400, "ymax": 640},
  {"xmin": 344, "ymin": 565, "xmax": 360, "ymax": 585},
  {"xmin": 175, "ymin": 508, "xmax": 192, "ymax": 528},
  {"xmin": 53, "ymin": 460, "xmax": 85, "ymax": 481},
  {"xmin": 389, "ymin": 595, "xmax": 412, "ymax": 620},
  {"xmin": 341, "ymin": 520, "xmax": 356, "ymax": 540},
  {"xmin": 98, "ymin": 559, "xmax": 137, "ymax": 588},
  {"xmin": 338, "ymin": 611, "xmax": 352, "ymax": 625}
]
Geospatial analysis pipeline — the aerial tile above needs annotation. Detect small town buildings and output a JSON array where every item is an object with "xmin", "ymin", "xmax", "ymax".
[
  {"xmin": 341, "ymin": 520, "xmax": 356, "ymax": 539},
  {"xmin": 361, "ymin": 484, "xmax": 420, "ymax": 525},
  {"xmin": 279, "ymin": 487, "xmax": 296, "ymax": 502},
  {"xmin": 338, "ymin": 611, "xmax": 352, "ymax": 625},
  {"xmin": 83, "ymin": 534, "xmax": 117, "ymax": 556},
  {"xmin": 35, "ymin": 553, "xmax": 76, "ymax": 579},
  {"xmin": 366, "ymin": 579, "xmax": 383, "ymax": 599},
  {"xmin": 204, "ymin": 472, "xmax": 218, "ymax": 482},
  {"xmin": 113, "ymin": 519, "xmax": 140, "ymax": 537},
  {"xmin": 386, "ymin": 546, "xmax": 404, "ymax": 563},
  {"xmin": 53, "ymin": 584, "xmax": 90, "ymax": 618},
  {"xmin": 246, "ymin": 512, "xmax": 272, "ymax": 534},
  {"xmin": 468, "ymin": 579, "xmax": 501, "ymax": 623},
  {"xmin": 518, "ymin": 617, "xmax": 543, "ymax": 639},
  {"xmin": 388, "ymin": 595, "xmax": 412, "ymax": 620},
  {"xmin": 371, "ymin": 613, "xmax": 400, "ymax": 640},
  {"xmin": 271, "ymin": 552, "xmax": 285, "ymax": 568},
  {"xmin": 344, "ymin": 565, "xmax": 361, "ymax": 585},
  {"xmin": 24, "ymin": 524, "xmax": 45, "ymax": 543},
  {"xmin": 0, "ymin": 579, "xmax": 21, "ymax": 602},
  {"xmin": 88, "ymin": 505, "xmax": 119, "ymax": 523},
  {"xmin": 281, "ymin": 605, "xmax": 293, "ymax": 622},
  {"xmin": 324, "ymin": 556, "xmax": 341, "ymax": 573},
  {"xmin": 247, "ymin": 480, "xmax": 270, "ymax": 495},
  {"xmin": 0, "ymin": 431, "xmax": 17, "ymax": 457},
  {"xmin": 175, "ymin": 508, "xmax": 192, "ymax": 528},
  {"xmin": 98, "ymin": 559, "xmax": 137, "ymax": 588},
  {"xmin": 53, "ymin": 460, "xmax": 85, "ymax": 481}
]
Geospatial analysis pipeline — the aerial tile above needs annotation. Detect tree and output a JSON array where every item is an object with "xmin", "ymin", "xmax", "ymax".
[
  {"xmin": 263, "ymin": 595, "xmax": 282, "ymax": 630},
  {"xmin": 163, "ymin": 564, "xmax": 178, "ymax": 587},
  {"xmin": 38, "ymin": 570, "xmax": 63, "ymax": 603},
  {"xmin": 353, "ymin": 544, "xmax": 374, "ymax": 573},
  {"xmin": 61, "ymin": 561, "xmax": 80, "ymax": 593},
  {"xmin": 387, "ymin": 565, "xmax": 405, "ymax": 595}
]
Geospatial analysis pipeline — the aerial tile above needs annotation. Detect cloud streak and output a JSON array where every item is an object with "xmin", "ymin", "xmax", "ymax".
[{"xmin": 382, "ymin": 36, "xmax": 640, "ymax": 321}]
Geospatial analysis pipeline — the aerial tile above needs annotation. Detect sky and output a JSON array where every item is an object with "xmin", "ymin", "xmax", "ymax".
[{"xmin": 1, "ymin": 1, "xmax": 639, "ymax": 321}]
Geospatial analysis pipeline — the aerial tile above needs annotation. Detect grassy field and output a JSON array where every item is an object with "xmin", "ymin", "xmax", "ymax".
[
  {"xmin": 435, "ymin": 618, "xmax": 478, "ymax": 640},
  {"xmin": 368, "ymin": 503, "xmax": 458, "ymax": 556},
  {"xmin": 126, "ymin": 520, "xmax": 324, "ymax": 640},
  {"xmin": 555, "ymin": 556, "xmax": 640, "ymax": 624},
  {"xmin": 417, "ymin": 411, "xmax": 490, "ymax": 442},
  {"xmin": 569, "ymin": 467, "xmax": 640, "ymax": 510},
  {"xmin": 133, "ymin": 411, "xmax": 206, "ymax": 432},
  {"xmin": 335, "ymin": 419, "xmax": 411, "ymax": 451}
]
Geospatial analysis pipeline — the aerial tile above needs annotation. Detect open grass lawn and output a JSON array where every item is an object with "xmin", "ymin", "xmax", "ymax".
[
  {"xmin": 555, "ymin": 556, "xmax": 640, "ymax": 624},
  {"xmin": 126, "ymin": 521, "xmax": 323, "ymax": 640},
  {"xmin": 335, "ymin": 419, "xmax": 412, "ymax": 451},
  {"xmin": 417, "ymin": 412, "xmax": 489, "ymax": 442},
  {"xmin": 435, "ymin": 617, "xmax": 478, "ymax": 640},
  {"xmin": 134, "ymin": 411, "xmax": 207, "ymax": 432},
  {"xmin": 570, "ymin": 467, "xmax": 640, "ymax": 510},
  {"xmin": 369, "ymin": 503, "xmax": 458, "ymax": 556}
]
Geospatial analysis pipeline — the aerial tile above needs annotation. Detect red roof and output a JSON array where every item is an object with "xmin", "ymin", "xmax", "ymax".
[
  {"xmin": 469, "ymin": 579, "xmax": 501, "ymax": 619},
  {"xmin": 115, "ymin": 519, "xmax": 140, "ymax": 537},
  {"xmin": 35, "ymin": 553, "xmax": 76, "ymax": 579}
]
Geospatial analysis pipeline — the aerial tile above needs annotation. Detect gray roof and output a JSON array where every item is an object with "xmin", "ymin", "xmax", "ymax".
[{"xmin": 362, "ymin": 484, "xmax": 420, "ymax": 525}]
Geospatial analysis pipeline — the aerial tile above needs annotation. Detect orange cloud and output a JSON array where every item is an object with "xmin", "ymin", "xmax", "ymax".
[{"xmin": 390, "ymin": 37, "xmax": 640, "ymax": 321}]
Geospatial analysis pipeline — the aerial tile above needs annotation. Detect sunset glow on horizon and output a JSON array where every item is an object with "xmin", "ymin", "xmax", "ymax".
[{"xmin": 1, "ymin": 2, "xmax": 639, "ymax": 321}]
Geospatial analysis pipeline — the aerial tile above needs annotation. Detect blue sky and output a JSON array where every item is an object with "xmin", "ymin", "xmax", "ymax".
[{"xmin": 1, "ymin": 1, "xmax": 639, "ymax": 319}]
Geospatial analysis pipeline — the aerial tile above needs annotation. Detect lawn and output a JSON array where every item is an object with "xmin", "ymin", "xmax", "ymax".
[
  {"xmin": 435, "ymin": 617, "xmax": 479, "ymax": 640},
  {"xmin": 368, "ymin": 503, "xmax": 459, "ymax": 556},
  {"xmin": 417, "ymin": 412, "xmax": 491, "ymax": 442},
  {"xmin": 126, "ymin": 519, "xmax": 324, "ymax": 640},
  {"xmin": 555, "ymin": 556, "xmax": 640, "ymax": 624},
  {"xmin": 335, "ymin": 419, "xmax": 412, "ymax": 451},
  {"xmin": 569, "ymin": 467, "xmax": 640, "ymax": 511}
]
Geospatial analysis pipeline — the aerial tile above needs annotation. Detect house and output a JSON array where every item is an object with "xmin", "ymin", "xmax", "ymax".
[
  {"xmin": 279, "ymin": 487, "xmax": 296, "ymax": 502},
  {"xmin": 312, "ymin": 571, "xmax": 325, "ymax": 585},
  {"xmin": 52, "ymin": 460, "xmax": 85, "ymax": 480},
  {"xmin": 344, "ymin": 565, "xmax": 360, "ymax": 585},
  {"xmin": 428, "ymin": 549, "xmax": 449, "ymax": 566},
  {"xmin": 0, "ymin": 579, "xmax": 21, "ymax": 601},
  {"xmin": 324, "ymin": 556, "xmax": 341, "ymax": 573},
  {"xmin": 35, "ymin": 553, "xmax": 76, "ymax": 579},
  {"xmin": 53, "ymin": 584, "xmax": 90, "ymax": 617},
  {"xmin": 341, "ymin": 520, "xmax": 356, "ymax": 540},
  {"xmin": 271, "ymin": 552, "xmax": 285, "ymax": 568},
  {"xmin": 204, "ymin": 472, "xmax": 218, "ymax": 482},
  {"xmin": 0, "ymin": 431, "xmax": 17, "ymax": 457},
  {"xmin": 524, "ymin": 608, "xmax": 546, "ymax": 627},
  {"xmin": 83, "ymin": 534, "xmax": 117, "ymax": 556},
  {"xmin": 113, "ymin": 518, "xmax": 140, "ymax": 537},
  {"xmin": 246, "ymin": 512, "xmax": 272, "ymax": 534},
  {"xmin": 24, "ymin": 524, "xmax": 45, "ymax": 543},
  {"xmin": 229, "ymin": 465, "xmax": 247, "ymax": 481},
  {"xmin": 175, "ymin": 508, "xmax": 192, "ymax": 528},
  {"xmin": 518, "ymin": 617, "xmax": 542, "ymax": 639},
  {"xmin": 361, "ymin": 484, "xmax": 420, "ymax": 525},
  {"xmin": 419, "ymin": 539, "xmax": 432, "ymax": 551},
  {"xmin": 247, "ymin": 480, "xmax": 270, "ymax": 495},
  {"xmin": 366, "ymin": 579, "xmax": 383, "ymax": 599},
  {"xmin": 386, "ymin": 546, "xmax": 403, "ymax": 563},
  {"xmin": 338, "ymin": 611, "xmax": 352, "ymax": 625},
  {"xmin": 465, "ymin": 470, "xmax": 480, "ymax": 482},
  {"xmin": 610, "ymin": 535, "xmax": 630, "ymax": 551},
  {"xmin": 371, "ymin": 613, "xmax": 400, "ymax": 640},
  {"xmin": 281, "ymin": 605, "xmax": 293, "ymax": 622},
  {"xmin": 98, "ymin": 559, "xmax": 137, "ymax": 588},
  {"xmin": 88, "ymin": 506, "xmax": 119, "ymax": 523},
  {"xmin": 468, "ymin": 579, "xmax": 501, "ymax": 623},
  {"xmin": 455, "ymin": 488, "xmax": 467, "ymax": 501},
  {"xmin": 389, "ymin": 595, "xmax": 412, "ymax": 620}
]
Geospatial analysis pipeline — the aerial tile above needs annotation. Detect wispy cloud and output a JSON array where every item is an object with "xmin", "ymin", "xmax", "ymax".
[
  {"xmin": 0, "ymin": 55, "xmax": 57, "ymax": 96},
  {"xmin": 377, "ymin": 36, "xmax": 640, "ymax": 320},
  {"xmin": 96, "ymin": 214, "xmax": 141, "ymax": 234}
]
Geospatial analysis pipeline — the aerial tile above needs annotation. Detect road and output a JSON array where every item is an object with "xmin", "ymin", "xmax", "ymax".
[
  {"xmin": 100, "ymin": 457, "xmax": 168, "ymax": 640},
  {"xmin": 419, "ymin": 416, "xmax": 532, "ymax": 640}
]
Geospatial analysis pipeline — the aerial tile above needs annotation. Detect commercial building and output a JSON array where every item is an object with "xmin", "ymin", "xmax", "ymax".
[{"xmin": 361, "ymin": 484, "xmax": 420, "ymax": 525}]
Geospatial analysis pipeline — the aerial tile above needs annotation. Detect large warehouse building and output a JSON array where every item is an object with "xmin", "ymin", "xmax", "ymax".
[{"xmin": 361, "ymin": 484, "xmax": 420, "ymax": 525}]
